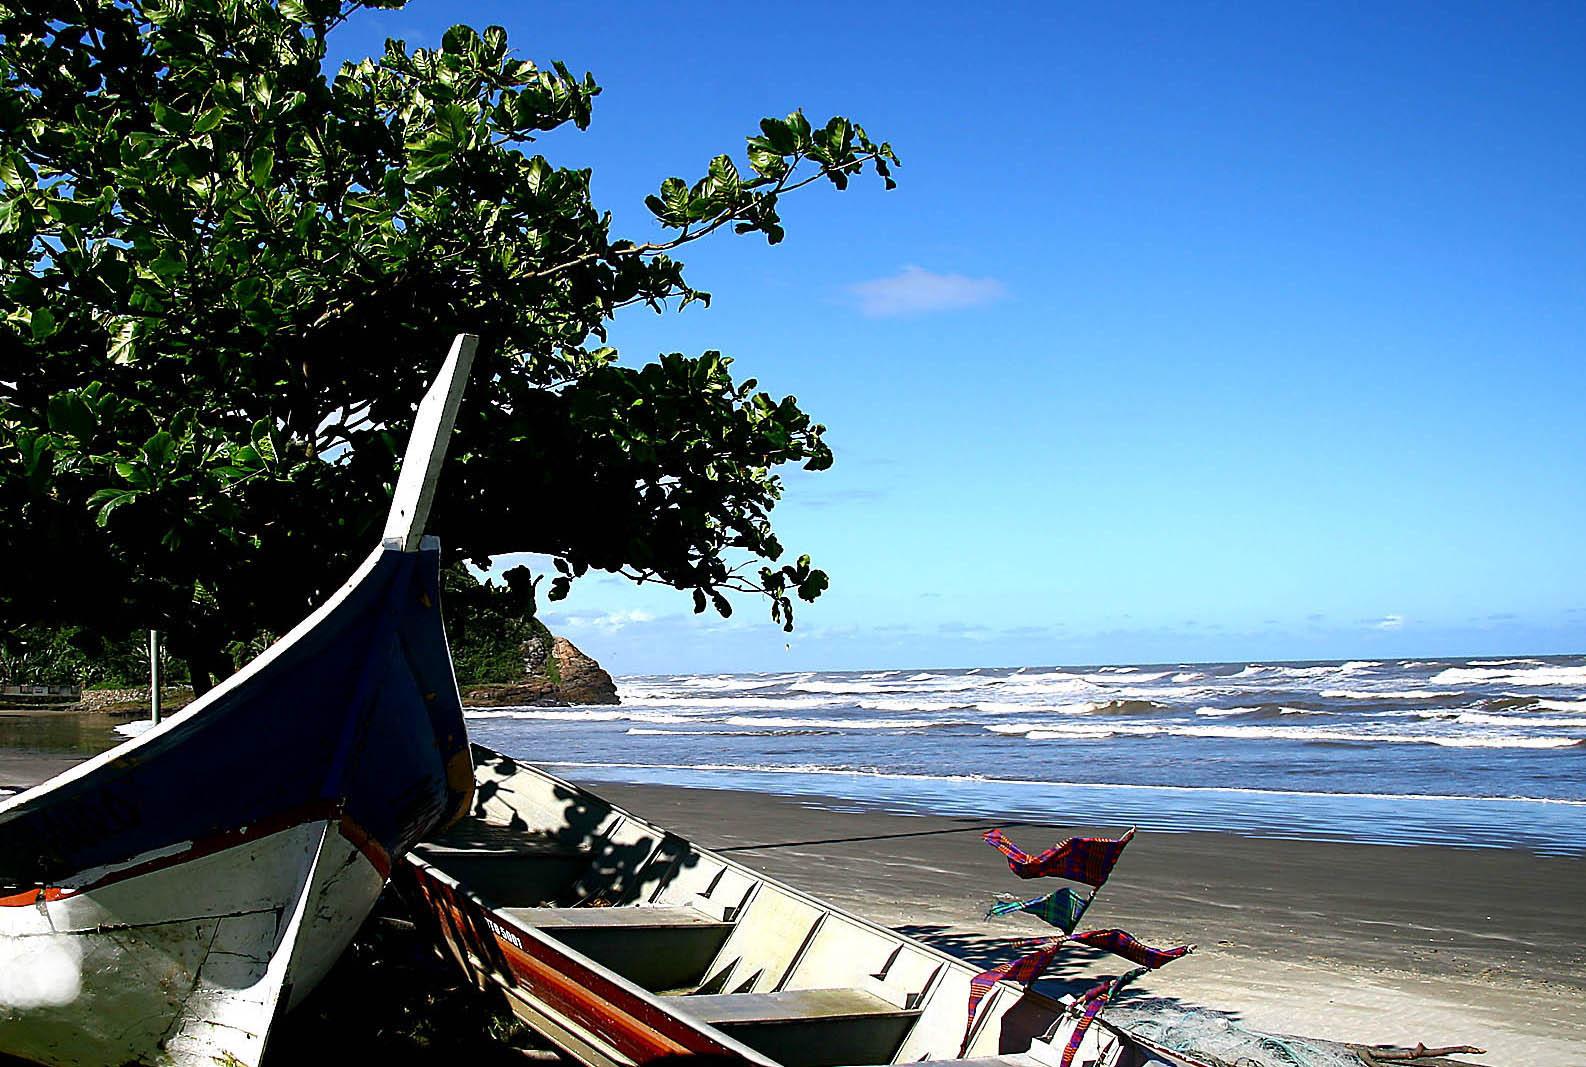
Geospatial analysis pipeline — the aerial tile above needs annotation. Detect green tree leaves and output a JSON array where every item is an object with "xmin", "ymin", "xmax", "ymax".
[
  {"xmin": 0, "ymin": 0, "xmax": 896, "ymax": 674},
  {"xmin": 641, "ymin": 108, "xmax": 895, "ymax": 247}
]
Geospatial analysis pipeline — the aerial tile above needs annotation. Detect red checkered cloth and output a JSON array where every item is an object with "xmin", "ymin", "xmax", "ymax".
[
  {"xmin": 959, "ymin": 929, "xmax": 1191, "ymax": 1054},
  {"xmin": 983, "ymin": 827, "xmax": 1136, "ymax": 886},
  {"xmin": 962, "ymin": 940, "xmax": 1070, "ymax": 1054},
  {"xmin": 1072, "ymin": 928, "xmax": 1192, "ymax": 969},
  {"xmin": 1058, "ymin": 968, "xmax": 1148, "ymax": 1067}
]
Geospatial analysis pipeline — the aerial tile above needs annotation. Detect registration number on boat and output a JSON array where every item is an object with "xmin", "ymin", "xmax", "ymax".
[{"xmin": 485, "ymin": 916, "xmax": 524, "ymax": 950}]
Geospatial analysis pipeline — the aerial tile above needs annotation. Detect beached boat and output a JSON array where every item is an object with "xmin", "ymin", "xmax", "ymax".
[
  {"xmin": 0, "ymin": 335, "xmax": 480, "ymax": 1067},
  {"xmin": 401, "ymin": 745, "xmax": 1211, "ymax": 1067}
]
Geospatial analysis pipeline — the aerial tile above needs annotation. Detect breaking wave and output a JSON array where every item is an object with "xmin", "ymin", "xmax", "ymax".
[
  {"xmin": 1431, "ymin": 665, "xmax": 1586, "ymax": 686},
  {"xmin": 454, "ymin": 655, "xmax": 1586, "ymax": 826},
  {"xmin": 465, "ymin": 708, "xmax": 697, "ymax": 724},
  {"xmin": 988, "ymin": 721, "xmax": 1580, "ymax": 749}
]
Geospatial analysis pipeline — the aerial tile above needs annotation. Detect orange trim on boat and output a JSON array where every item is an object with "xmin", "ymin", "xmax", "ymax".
[
  {"xmin": 336, "ymin": 815, "xmax": 393, "ymax": 879},
  {"xmin": 0, "ymin": 885, "xmax": 69, "ymax": 907}
]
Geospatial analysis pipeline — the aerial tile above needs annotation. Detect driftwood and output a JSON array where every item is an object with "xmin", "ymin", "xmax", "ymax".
[{"xmin": 1358, "ymin": 1043, "xmax": 1487, "ymax": 1066}]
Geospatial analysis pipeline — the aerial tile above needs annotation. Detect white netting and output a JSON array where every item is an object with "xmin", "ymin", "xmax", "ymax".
[{"xmin": 1110, "ymin": 1002, "xmax": 1363, "ymax": 1067}]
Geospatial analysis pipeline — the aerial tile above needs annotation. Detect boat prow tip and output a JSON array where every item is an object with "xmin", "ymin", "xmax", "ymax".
[{"xmin": 382, "ymin": 332, "xmax": 479, "ymax": 553}]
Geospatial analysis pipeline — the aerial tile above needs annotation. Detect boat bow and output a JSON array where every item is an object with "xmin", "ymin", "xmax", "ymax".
[{"xmin": 0, "ymin": 334, "xmax": 479, "ymax": 1067}]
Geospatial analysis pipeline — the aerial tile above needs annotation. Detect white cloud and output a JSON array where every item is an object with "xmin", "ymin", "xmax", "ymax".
[
  {"xmin": 848, "ymin": 265, "xmax": 1007, "ymax": 318},
  {"xmin": 557, "ymin": 609, "xmax": 655, "ymax": 633},
  {"xmin": 1374, "ymin": 614, "xmax": 1405, "ymax": 631}
]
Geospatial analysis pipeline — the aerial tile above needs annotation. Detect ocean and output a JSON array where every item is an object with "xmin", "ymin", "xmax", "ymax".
[{"xmin": 463, "ymin": 655, "xmax": 1586, "ymax": 855}]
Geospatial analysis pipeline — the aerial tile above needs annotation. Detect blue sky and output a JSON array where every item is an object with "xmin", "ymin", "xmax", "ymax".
[{"xmin": 337, "ymin": 3, "xmax": 1586, "ymax": 674}]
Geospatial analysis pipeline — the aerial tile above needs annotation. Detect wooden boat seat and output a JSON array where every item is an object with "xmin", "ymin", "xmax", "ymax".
[
  {"xmin": 500, "ymin": 905, "xmax": 735, "ymax": 992},
  {"xmin": 415, "ymin": 818, "xmax": 587, "ymax": 857},
  {"xmin": 412, "ymin": 820, "xmax": 590, "ymax": 907},
  {"xmin": 500, "ymin": 905, "xmax": 728, "ymax": 929},
  {"xmin": 673, "ymin": 988, "xmax": 922, "ymax": 1067}
]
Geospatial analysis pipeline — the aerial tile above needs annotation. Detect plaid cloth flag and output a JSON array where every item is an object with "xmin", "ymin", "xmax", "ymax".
[
  {"xmin": 1058, "ymin": 968, "xmax": 1149, "ymax": 1067},
  {"xmin": 961, "ymin": 939, "xmax": 1070, "ymax": 1054},
  {"xmin": 960, "ymin": 929, "xmax": 1191, "ymax": 1054},
  {"xmin": 1071, "ymin": 928, "xmax": 1192, "ymax": 969},
  {"xmin": 983, "ymin": 826, "xmax": 1136, "ymax": 886},
  {"xmin": 986, "ymin": 887, "xmax": 1092, "ymax": 933}
]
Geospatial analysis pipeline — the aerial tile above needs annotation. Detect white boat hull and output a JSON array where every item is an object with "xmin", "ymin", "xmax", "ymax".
[{"xmin": 0, "ymin": 816, "xmax": 383, "ymax": 1066}]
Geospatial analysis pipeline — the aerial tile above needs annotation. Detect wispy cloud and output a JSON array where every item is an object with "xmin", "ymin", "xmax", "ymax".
[
  {"xmin": 848, "ymin": 265, "xmax": 1007, "ymax": 318},
  {"xmin": 557, "ymin": 608, "xmax": 656, "ymax": 633},
  {"xmin": 936, "ymin": 620, "xmax": 995, "ymax": 641},
  {"xmin": 793, "ymin": 487, "xmax": 888, "ymax": 510},
  {"xmin": 1373, "ymin": 614, "xmax": 1405, "ymax": 631}
]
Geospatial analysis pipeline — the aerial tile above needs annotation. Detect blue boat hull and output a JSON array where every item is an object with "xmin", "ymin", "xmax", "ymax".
[{"xmin": 0, "ymin": 542, "xmax": 471, "ymax": 895}]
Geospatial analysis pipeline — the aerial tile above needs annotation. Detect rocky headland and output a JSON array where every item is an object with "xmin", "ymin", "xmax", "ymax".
[{"xmin": 459, "ymin": 634, "xmax": 619, "ymax": 707}]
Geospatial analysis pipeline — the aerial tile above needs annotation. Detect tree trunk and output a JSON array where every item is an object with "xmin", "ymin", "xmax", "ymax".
[{"xmin": 185, "ymin": 645, "xmax": 230, "ymax": 698}]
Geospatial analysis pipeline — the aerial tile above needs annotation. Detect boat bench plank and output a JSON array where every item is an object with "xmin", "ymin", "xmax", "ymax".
[
  {"xmin": 502, "ymin": 905, "xmax": 737, "ymax": 994},
  {"xmin": 413, "ymin": 819, "xmax": 588, "ymax": 859},
  {"xmin": 500, "ymin": 905, "xmax": 728, "ymax": 929},
  {"xmin": 674, "ymin": 988, "xmax": 922, "ymax": 1067},
  {"xmin": 413, "ymin": 825, "xmax": 591, "ymax": 908},
  {"xmin": 677, "ymin": 987, "xmax": 918, "ymax": 1026}
]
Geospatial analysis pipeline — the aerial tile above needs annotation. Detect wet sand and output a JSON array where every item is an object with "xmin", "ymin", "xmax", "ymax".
[
  {"xmin": 0, "ymin": 710, "xmax": 143, "ymax": 793},
  {"xmin": 585, "ymin": 779, "xmax": 1586, "ymax": 1067},
  {"xmin": 0, "ymin": 712, "xmax": 121, "ymax": 792}
]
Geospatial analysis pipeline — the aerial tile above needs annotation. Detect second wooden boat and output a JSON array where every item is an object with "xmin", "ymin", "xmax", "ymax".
[{"xmin": 402, "ymin": 746, "xmax": 1208, "ymax": 1067}]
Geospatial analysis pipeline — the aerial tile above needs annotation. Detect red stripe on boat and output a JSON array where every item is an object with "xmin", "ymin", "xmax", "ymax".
[{"xmin": 0, "ymin": 801, "xmax": 352, "ymax": 906}]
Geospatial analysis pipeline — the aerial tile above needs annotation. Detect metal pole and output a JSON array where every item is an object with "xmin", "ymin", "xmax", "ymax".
[{"xmin": 149, "ymin": 629, "xmax": 161, "ymax": 725}]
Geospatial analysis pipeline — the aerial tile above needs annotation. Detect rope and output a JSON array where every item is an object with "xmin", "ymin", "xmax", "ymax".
[{"xmin": 1115, "ymin": 1003, "xmax": 1363, "ymax": 1067}]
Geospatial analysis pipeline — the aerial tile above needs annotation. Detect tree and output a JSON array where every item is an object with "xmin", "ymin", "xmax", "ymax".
[
  {"xmin": 0, "ymin": 624, "xmax": 151, "ymax": 688},
  {"xmin": 440, "ymin": 563, "xmax": 551, "ymax": 688},
  {"xmin": 0, "ymin": 0, "xmax": 896, "ymax": 690}
]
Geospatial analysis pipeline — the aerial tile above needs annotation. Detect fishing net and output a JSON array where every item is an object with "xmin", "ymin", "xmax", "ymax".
[{"xmin": 1109, "ymin": 1002, "xmax": 1363, "ymax": 1067}]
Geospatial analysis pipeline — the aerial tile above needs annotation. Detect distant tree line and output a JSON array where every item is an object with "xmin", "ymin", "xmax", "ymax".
[{"xmin": 1, "ymin": 566, "xmax": 544, "ymax": 690}]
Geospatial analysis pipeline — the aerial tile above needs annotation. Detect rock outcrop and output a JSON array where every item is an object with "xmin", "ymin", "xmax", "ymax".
[{"xmin": 461, "ymin": 636, "xmax": 619, "ymax": 707}]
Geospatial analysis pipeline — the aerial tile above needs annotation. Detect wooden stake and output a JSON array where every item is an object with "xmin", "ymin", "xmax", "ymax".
[{"xmin": 149, "ymin": 629, "xmax": 161, "ymax": 725}]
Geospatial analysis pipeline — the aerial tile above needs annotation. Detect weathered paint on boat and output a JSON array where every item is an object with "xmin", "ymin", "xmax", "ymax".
[
  {"xmin": 0, "ymin": 818, "xmax": 380, "ymax": 1066},
  {"xmin": 0, "ymin": 335, "xmax": 479, "ymax": 1067}
]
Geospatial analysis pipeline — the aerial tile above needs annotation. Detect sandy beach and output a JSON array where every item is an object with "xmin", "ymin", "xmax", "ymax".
[
  {"xmin": 6, "ymin": 736, "xmax": 1582, "ymax": 1066},
  {"xmin": 583, "ymin": 779, "xmax": 1586, "ymax": 1067}
]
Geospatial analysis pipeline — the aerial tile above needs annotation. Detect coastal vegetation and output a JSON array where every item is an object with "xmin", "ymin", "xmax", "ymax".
[
  {"xmin": 0, "ymin": 566, "xmax": 577, "ymax": 693},
  {"xmin": 0, "ymin": 0, "xmax": 895, "ymax": 692}
]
